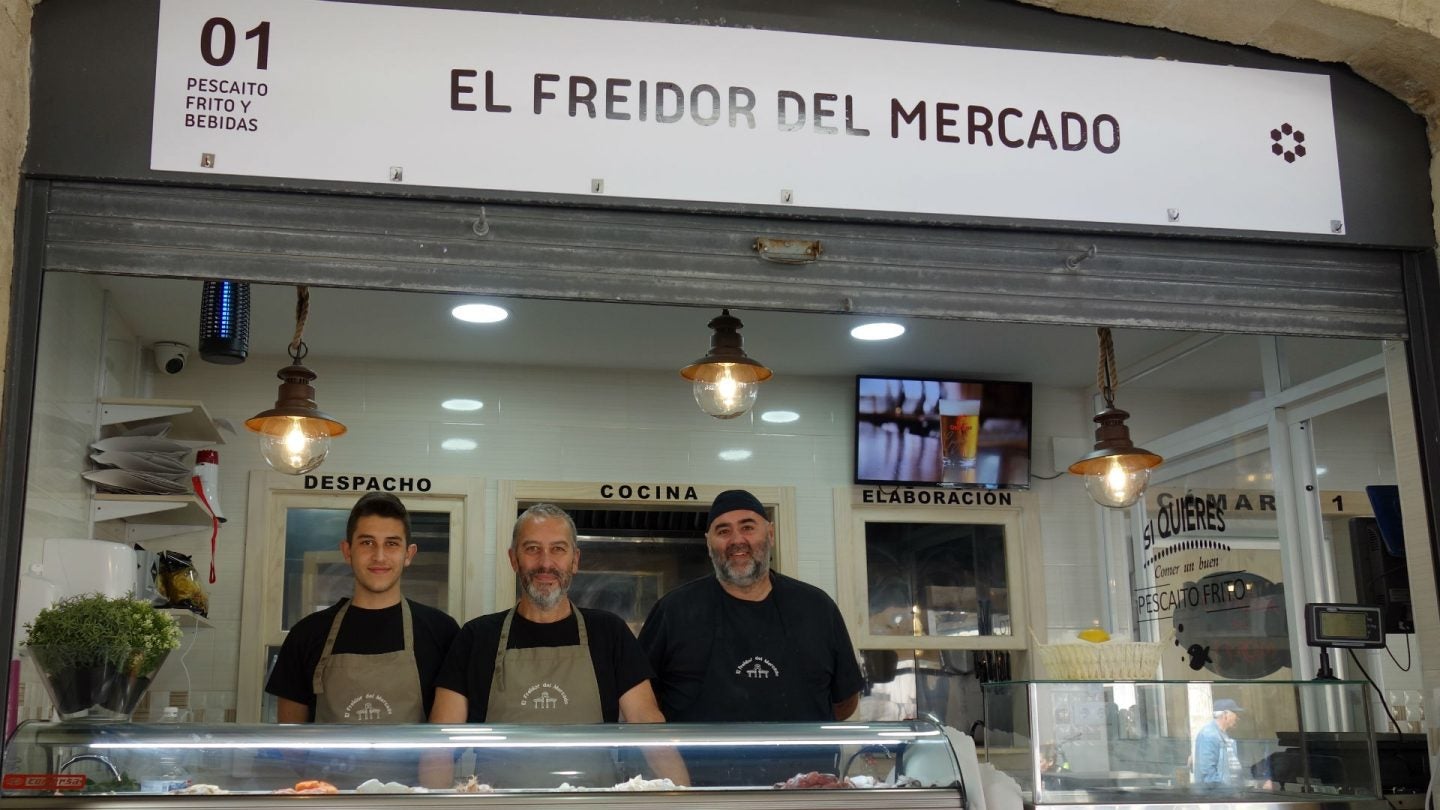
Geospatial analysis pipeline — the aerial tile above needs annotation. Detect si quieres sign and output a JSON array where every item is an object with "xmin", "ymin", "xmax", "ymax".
[
  {"xmin": 1136, "ymin": 492, "xmax": 1239, "ymax": 623},
  {"xmin": 1132, "ymin": 488, "xmax": 1373, "ymax": 679}
]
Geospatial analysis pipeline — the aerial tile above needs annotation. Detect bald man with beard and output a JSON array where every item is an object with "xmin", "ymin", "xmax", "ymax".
[{"xmin": 638, "ymin": 490, "xmax": 863, "ymax": 785}]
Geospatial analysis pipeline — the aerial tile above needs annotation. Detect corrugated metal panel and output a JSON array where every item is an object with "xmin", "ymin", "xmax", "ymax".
[{"xmin": 41, "ymin": 182, "xmax": 1407, "ymax": 339}]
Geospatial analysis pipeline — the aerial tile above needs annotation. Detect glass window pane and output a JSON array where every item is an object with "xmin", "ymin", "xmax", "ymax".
[
  {"xmin": 1140, "ymin": 441, "xmax": 1289, "ymax": 680},
  {"xmin": 1123, "ymin": 335, "xmax": 1266, "ymax": 444},
  {"xmin": 1309, "ymin": 397, "xmax": 1410, "ymax": 634},
  {"xmin": 281, "ymin": 508, "xmax": 451, "ymax": 630},
  {"xmin": 855, "ymin": 648, "xmax": 1013, "ymax": 726},
  {"xmin": 864, "ymin": 522, "xmax": 1011, "ymax": 638},
  {"xmin": 1278, "ymin": 337, "xmax": 1382, "ymax": 387}
]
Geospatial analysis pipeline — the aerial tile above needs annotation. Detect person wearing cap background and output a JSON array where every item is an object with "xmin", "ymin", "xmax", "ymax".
[
  {"xmin": 639, "ymin": 489, "xmax": 864, "ymax": 783},
  {"xmin": 1193, "ymin": 698, "xmax": 1245, "ymax": 786}
]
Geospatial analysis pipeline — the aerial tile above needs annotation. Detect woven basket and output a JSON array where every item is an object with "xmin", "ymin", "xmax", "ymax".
[{"xmin": 1035, "ymin": 641, "xmax": 1161, "ymax": 680}]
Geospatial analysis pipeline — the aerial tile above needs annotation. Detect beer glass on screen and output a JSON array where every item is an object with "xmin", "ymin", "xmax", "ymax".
[{"xmin": 939, "ymin": 398, "xmax": 981, "ymax": 470}]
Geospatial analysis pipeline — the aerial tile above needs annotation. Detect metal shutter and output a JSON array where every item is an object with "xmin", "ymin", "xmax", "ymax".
[{"xmin": 40, "ymin": 181, "xmax": 1407, "ymax": 339}]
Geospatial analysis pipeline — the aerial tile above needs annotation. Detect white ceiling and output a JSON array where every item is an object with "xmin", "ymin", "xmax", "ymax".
[{"xmin": 90, "ymin": 274, "xmax": 1381, "ymax": 392}]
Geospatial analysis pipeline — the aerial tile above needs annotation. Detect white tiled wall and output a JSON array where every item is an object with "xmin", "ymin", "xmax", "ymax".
[
  {"xmin": 147, "ymin": 352, "xmax": 1103, "ymax": 603},
  {"xmin": 20, "ymin": 275, "xmax": 107, "ymax": 559},
  {"xmin": 14, "ymin": 279, "xmax": 145, "ymax": 719}
]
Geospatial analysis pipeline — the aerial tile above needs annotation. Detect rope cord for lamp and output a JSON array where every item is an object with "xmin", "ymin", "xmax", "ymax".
[
  {"xmin": 1096, "ymin": 327, "xmax": 1118, "ymax": 408},
  {"xmin": 289, "ymin": 285, "xmax": 310, "ymax": 362}
]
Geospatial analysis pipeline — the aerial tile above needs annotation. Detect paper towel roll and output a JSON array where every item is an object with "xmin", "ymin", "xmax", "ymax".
[
  {"xmin": 14, "ymin": 564, "xmax": 59, "ymax": 648},
  {"xmin": 41, "ymin": 538, "xmax": 139, "ymax": 598}
]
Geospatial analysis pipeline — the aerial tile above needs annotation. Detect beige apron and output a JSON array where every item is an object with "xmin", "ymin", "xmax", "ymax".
[
  {"xmin": 312, "ymin": 599, "xmax": 426, "ymax": 724},
  {"xmin": 482, "ymin": 607, "xmax": 612, "ymax": 788}
]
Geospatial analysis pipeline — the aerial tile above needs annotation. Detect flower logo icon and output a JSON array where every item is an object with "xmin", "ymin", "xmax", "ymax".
[{"xmin": 1270, "ymin": 123, "xmax": 1307, "ymax": 163}]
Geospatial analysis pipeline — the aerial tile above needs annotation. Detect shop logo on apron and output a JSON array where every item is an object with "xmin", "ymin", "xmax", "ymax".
[
  {"xmin": 520, "ymin": 682, "xmax": 571, "ymax": 710},
  {"xmin": 735, "ymin": 657, "xmax": 780, "ymax": 679},
  {"xmin": 343, "ymin": 693, "xmax": 393, "ymax": 722}
]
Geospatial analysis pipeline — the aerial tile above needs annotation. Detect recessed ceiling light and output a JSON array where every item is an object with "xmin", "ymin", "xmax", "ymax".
[
  {"xmin": 761, "ymin": 410, "xmax": 800, "ymax": 423},
  {"xmin": 442, "ymin": 398, "xmax": 484, "ymax": 411},
  {"xmin": 451, "ymin": 303, "xmax": 509, "ymax": 323},
  {"xmin": 718, "ymin": 449, "xmax": 753, "ymax": 461},
  {"xmin": 850, "ymin": 322, "xmax": 905, "ymax": 341},
  {"xmin": 1315, "ymin": 466, "xmax": 1328, "ymax": 476},
  {"xmin": 441, "ymin": 438, "xmax": 478, "ymax": 451}
]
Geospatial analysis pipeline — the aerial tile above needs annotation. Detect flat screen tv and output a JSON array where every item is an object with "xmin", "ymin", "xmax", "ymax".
[{"xmin": 855, "ymin": 375, "xmax": 1032, "ymax": 488}]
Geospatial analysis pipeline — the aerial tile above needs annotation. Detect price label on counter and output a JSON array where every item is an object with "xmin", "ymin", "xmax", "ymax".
[{"xmin": 3, "ymin": 774, "xmax": 88, "ymax": 791}]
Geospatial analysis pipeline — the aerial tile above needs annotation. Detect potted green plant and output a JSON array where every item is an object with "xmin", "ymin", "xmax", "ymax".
[{"xmin": 21, "ymin": 593, "xmax": 182, "ymax": 722}]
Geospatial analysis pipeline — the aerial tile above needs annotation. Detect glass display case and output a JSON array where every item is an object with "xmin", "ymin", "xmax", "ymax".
[
  {"xmin": 2, "ymin": 720, "xmax": 965, "ymax": 809},
  {"xmin": 982, "ymin": 680, "xmax": 1389, "ymax": 810}
]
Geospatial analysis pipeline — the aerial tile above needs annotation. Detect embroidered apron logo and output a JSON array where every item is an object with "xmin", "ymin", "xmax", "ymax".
[
  {"xmin": 520, "ymin": 682, "xmax": 570, "ymax": 709},
  {"xmin": 343, "ymin": 692, "xmax": 393, "ymax": 721},
  {"xmin": 735, "ymin": 657, "xmax": 781, "ymax": 679}
]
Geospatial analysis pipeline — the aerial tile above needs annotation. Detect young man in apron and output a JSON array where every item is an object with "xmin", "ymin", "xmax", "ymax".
[
  {"xmin": 639, "ymin": 489, "xmax": 865, "ymax": 786},
  {"xmin": 268, "ymin": 491, "xmax": 458, "ymax": 725},
  {"xmin": 426, "ymin": 504, "xmax": 685, "ymax": 789},
  {"xmin": 265, "ymin": 492, "xmax": 459, "ymax": 783}
]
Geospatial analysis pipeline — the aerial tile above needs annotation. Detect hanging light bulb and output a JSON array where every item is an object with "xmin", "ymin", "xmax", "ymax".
[
  {"xmin": 1079, "ymin": 442, "xmax": 1157, "ymax": 508},
  {"xmin": 680, "ymin": 309, "xmax": 772, "ymax": 419},
  {"xmin": 692, "ymin": 363, "xmax": 762, "ymax": 418},
  {"xmin": 245, "ymin": 287, "xmax": 346, "ymax": 475},
  {"xmin": 1069, "ymin": 328, "xmax": 1162, "ymax": 508}
]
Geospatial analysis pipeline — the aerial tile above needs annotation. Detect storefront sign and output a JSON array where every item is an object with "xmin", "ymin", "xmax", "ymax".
[
  {"xmin": 855, "ymin": 486, "xmax": 1014, "ymax": 506},
  {"xmin": 151, "ymin": 0, "xmax": 1344, "ymax": 234},
  {"xmin": 303, "ymin": 474, "xmax": 433, "ymax": 492}
]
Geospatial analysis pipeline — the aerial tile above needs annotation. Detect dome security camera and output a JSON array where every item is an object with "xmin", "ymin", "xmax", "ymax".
[{"xmin": 153, "ymin": 342, "xmax": 191, "ymax": 375}]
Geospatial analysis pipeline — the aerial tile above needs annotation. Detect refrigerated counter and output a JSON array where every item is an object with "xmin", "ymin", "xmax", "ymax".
[
  {"xmin": 2, "ymin": 720, "xmax": 965, "ymax": 809},
  {"xmin": 982, "ymin": 679, "xmax": 1388, "ymax": 810}
]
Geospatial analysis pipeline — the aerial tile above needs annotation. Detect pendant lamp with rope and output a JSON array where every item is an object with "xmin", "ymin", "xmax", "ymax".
[
  {"xmin": 1068, "ymin": 328, "xmax": 1163, "ymax": 508},
  {"xmin": 244, "ymin": 286, "xmax": 347, "ymax": 475}
]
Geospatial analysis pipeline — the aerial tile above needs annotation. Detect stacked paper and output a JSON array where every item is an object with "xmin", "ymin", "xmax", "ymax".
[{"xmin": 84, "ymin": 429, "xmax": 193, "ymax": 495}]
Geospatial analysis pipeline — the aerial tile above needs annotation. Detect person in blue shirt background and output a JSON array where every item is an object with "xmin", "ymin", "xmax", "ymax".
[{"xmin": 1193, "ymin": 698, "xmax": 1245, "ymax": 786}]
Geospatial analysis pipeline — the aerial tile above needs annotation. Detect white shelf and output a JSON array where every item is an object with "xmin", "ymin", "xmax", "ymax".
[
  {"xmin": 92, "ymin": 399, "xmax": 227, "ymax": 541},
  {"xmin": 99, "ymin": 398, "xmax": 226, "ymax": 446},
  {"xmin": 92, "ymin": 494, "xmax": 219, "ymax": 542},
  {"xmin": 162, "ymin": 608, "xmax": 213, "ymax": 629}
]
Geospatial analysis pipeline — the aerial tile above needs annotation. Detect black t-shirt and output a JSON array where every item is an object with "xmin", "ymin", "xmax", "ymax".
[
  {"xmin": 265, "ymin": 598, "xmax": 460, "ymax": 721},
  {"xmin": 433, "ymin": 607, "xmax": 652, "ymax": 722},
  {"xmin": 638, "ymin": 572, "xmax": 865, "ymax": 722}
]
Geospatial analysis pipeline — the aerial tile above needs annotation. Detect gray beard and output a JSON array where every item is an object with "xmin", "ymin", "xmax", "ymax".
[
  {"xmin": 524, "ymin": 582, "xmax": 566, "ymax": 611},
  {"xmin": 711, "ymin": 550, "xmax": 770, "ymax": 588},
  {"xmin": 522, "ymin": 572, "xmax": 567, "ymax": 611}
]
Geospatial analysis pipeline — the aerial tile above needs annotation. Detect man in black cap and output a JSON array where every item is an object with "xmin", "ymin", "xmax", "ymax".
[{"xmin": 639, "ymin": 489, "xmax": 863, "ymax": 724}]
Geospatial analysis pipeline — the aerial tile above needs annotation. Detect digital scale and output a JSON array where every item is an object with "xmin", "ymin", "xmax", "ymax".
[{"xmin": 1304, "ymin": 602, "xmax": 1385, "ymax": 679}]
